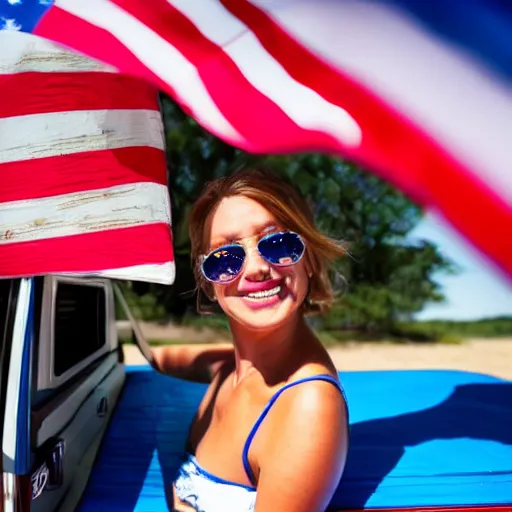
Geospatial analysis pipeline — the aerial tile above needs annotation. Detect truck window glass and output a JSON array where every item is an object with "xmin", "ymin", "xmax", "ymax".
[
  {"xmin": 0, "ymin": 280, "xmax": 11, "ymax": 343},
  {"xmin": 54, "ymin": 283, "xmax": 106, "ymax": 376},
  {"xmin": 0, "ymin": 279, "xmax": 18, "ymax": 348}
]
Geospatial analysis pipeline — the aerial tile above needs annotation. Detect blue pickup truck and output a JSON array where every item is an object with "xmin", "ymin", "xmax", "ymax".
[{"xmin": 1, "ymin": 276, "xmax": 511, "ymax": 512}]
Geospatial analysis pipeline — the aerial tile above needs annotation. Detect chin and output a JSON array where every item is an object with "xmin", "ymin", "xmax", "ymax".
[{"xmin": 225, "ymin": 297, "xmax": 301, "ymax": 332}]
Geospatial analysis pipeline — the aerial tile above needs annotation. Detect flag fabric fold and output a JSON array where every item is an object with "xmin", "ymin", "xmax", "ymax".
[{"xmin": 0, "ymin": 31, "xmax": 174, "ymax": 283}]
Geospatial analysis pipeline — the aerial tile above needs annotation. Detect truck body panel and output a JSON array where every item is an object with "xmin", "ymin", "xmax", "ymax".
[{"xmin": 77, "ymin": 367, "xmax": 512, "ymax": 511}]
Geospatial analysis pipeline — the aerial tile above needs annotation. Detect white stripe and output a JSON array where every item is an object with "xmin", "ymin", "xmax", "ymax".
[
  {"xmin": 169, "ymin": 0, "xmax": 245, "ymax": 46},
  {"xmin": 172, "ymin": 0, "xmax": 362, "ymax": 147},
  {"xmin": 258, "ymin": 0, "xmax": 512, "ymax": 205},
  {"xmin": 0, "ymin": 182, "xmax": 171, "ymax": 244},
  {"xmin": 56, "ymin": 0, "xmax": 245, "ymax": 146},
  {"xmin": 2, "ymin": 278, "xmax": 32, "ymax": 462},
  {"xmin": 0, "ymin": 30, "xmax": 117, "ymax": 74},
  {"xmin": 60, "ymin": 261, "xmax": 176, "ymax": 284},
  {"xmin": 0, "ymin": 109, "xmax": 164, "ymax": 163}
]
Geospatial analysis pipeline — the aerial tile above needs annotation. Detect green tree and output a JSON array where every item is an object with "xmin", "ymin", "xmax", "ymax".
[{"xmin": 126, "ymin": 96, "xmax": 455, "ymax": 333}]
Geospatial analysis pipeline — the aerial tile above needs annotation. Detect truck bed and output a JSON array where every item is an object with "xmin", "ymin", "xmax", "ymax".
[{"xmin": 77, "ymin": 367, "xmax": 512, "ymax": 511}]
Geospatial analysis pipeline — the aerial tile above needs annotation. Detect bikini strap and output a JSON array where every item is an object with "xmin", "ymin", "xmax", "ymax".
[{"xmin": 241, "ymin": 374, "xmax": 346, "ymax": 486}]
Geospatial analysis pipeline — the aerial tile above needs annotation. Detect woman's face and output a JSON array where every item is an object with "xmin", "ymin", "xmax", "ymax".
[{"xmin": 204, "ymin": 195, "xmax": 310, "ymax": 332}]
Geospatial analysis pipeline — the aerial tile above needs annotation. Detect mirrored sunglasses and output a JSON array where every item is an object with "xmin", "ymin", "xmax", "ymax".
[{"xmin": 201, "ymin": 231, "xmax": 305, "ymax": 284}]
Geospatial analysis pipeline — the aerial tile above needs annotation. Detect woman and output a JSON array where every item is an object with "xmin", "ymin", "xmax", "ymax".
[{"xmin": 153, "ymin": 167, "xmax": 349, "ymax": 512}]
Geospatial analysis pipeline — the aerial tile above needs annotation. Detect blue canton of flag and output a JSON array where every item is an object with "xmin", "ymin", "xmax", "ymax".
[{"xmin": 0, "ymin": 0, "xmax": 53, "ymax": 32}]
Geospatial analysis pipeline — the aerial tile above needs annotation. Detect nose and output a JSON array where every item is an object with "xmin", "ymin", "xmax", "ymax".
[{"xmin": 243, "ymin": 246, "xmax": 270, "ymax": 280}]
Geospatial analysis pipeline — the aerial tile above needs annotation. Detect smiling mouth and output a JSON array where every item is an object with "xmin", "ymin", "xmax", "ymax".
[{"xmin": 244, "ymin": 285, "xmax": 281, "ymax": 300}]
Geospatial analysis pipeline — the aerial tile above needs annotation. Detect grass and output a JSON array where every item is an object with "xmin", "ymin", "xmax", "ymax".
[
  {"xmin": 120, "ymin": 337, "xmax": 186, "ymax": 346},
  {"xmin": 120, "ymin": 337, "xmax": 228, "ymax": 346},
  {"xmin": 397, "ymin": 317, "xmax": 512, "ymax": 342},
  {"xmin": 180, "ymin": 313, "xmax": 230, "ymax": 331},
  {"xmin": 120, "ymin": 315, "xmax": 512, "ymax": 347},
  {"xmin": 122, "ymin": 332, "xmax": 464, "ymax": 347}
]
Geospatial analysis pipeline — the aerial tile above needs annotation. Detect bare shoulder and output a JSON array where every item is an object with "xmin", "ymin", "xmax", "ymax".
[
  {"xmin": 261, "ymin": 364, "xmax": 349, "ymax": 455},
  {"xmin": 278, "ymin": 371, "xmax": 347, "ymax": 424},
  {"xmin": 278, "ymin": 342, "xmax": 347, "ymax": 418},
  {"xmin": 254, "ymin": 372, "xmax": 349, "ymax": 511}
]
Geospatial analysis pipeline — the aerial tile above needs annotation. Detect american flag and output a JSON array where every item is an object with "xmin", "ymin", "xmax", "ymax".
[
  {"xmin": 1, "ymin": 0, "xmax": 511, "ymax": 283},
  {"xmin": 0, "ymin": 30, "xmax": 175, "ymax": 283}
]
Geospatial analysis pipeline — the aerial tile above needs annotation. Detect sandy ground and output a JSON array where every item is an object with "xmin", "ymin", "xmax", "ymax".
[
  {"xmin": 122, "ymin": 327, "xmax": 512, "ymax": 381},
  {"xmin": 328, "ymin": 338, "xmax": 512, "ymax": 379}
]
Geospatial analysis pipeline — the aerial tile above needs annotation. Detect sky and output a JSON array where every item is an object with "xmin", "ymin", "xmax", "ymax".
[{"xmin": 409, "ymin": 214, "xmax": 512, "ymax": 321}]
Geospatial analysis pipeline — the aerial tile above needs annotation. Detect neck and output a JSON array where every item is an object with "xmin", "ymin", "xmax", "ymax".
[{"xmin": 229, "ymin": 314, "xmax": 313, "ymax": 386}]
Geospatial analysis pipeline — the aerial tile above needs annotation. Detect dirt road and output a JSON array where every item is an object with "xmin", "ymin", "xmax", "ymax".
[{"xmin": 123, "ymin": 337, "xmax": 512, "ymax": 380}]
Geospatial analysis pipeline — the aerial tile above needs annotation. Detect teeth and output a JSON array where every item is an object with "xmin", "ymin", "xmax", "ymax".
[{"xmin": 246, "ymin": 286, "xmax": 281, "ymax": 299}]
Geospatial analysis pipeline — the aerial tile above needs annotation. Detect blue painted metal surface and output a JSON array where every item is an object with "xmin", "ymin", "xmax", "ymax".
[{"xmin": 78, "ymin": 367, "xmax": 512, "ymax": 511}]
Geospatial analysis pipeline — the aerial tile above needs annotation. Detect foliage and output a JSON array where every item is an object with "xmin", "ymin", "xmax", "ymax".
[
  {"xmin": 400, "ymin": 316, "xmax": 512, "ymax": 339},
  {"xmin": 124, "ymin": 95, "xmax": 457, "ymax": 334}
]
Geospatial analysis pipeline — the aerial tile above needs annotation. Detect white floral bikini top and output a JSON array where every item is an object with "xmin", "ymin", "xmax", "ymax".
[{"xmin": 174, "ymin": 375, "xmax": 347, "ymax": 512}]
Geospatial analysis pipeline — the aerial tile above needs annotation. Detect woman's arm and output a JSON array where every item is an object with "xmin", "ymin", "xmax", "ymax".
[
  {"xmin": 152, "ymin": 343, "xmax": 235, "ymax": 383},
  {"xmin": 254, "ymin": 381, "xmax": 349, "ymax": 512}
]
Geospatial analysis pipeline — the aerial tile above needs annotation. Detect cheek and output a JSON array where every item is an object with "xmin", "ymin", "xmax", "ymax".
[
  {"xmin": 212, "ymin": 283, "xmax": 224, "ymax": 301},
  {"xmin": 283, "ymin": 263, "xmax": 309, "ymax": 298}
]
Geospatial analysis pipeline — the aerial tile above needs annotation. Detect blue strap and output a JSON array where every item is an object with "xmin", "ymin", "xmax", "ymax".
[{"xmin": 241, "ymin": 374, "xmax": 346, "ymax": 485}]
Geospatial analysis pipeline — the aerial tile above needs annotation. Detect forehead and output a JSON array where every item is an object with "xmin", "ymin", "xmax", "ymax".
[{"xmin": 208, "ymin": 196, "xmax": 277, "ymax": 243}]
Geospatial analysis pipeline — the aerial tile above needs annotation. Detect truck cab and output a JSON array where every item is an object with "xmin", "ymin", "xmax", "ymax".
[{"xmin": 1, "ymin": 276, "xmax": 125, "ymax": 512}]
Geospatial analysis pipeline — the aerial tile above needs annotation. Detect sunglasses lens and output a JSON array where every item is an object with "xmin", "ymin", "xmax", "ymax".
[
  {"xmin": 202, "ymin": 245, "xmax": 245, "ymax": 282},
  {"xmin": 258, "ymin": 232, "xmax": 305, "ymax": 266}
]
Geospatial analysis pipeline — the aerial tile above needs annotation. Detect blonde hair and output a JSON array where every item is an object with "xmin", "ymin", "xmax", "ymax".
[{"xmin": 189, "ymin": 167, "xmax": 345, "ymax": 314}]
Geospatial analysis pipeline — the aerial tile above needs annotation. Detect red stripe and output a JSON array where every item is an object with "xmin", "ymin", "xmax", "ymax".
[
  {"xmin": 34, "ymin": 7, "xmax": 235, "ymax": 144},
  {"xmin": 220, "ymin": 0, "xmax": 512, "ymax": 278},
  {"xmin": 0, "ymin": 71, "xmax": 159, "ymax": 119},
  {"xmin": 34, "ymin": 8, "xmax": 180, "ymax": 106},
  {"xmin": 107, "ymin": 0, "xmax": 347, "ymax": 154},
  {"xmin": 0, "ymin": 146, "xmax": 167, "ymax": 203},
  {"xmin": 218, "ymin": 0, "xmax": 445, "ymax": 194},
  {"xmin": 0, "ymin": 223, "xmax": 174, "ymax": 277},
  {"xmin": 36, "ymin": 4, "xmax": 344, "ymax": 154}
]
